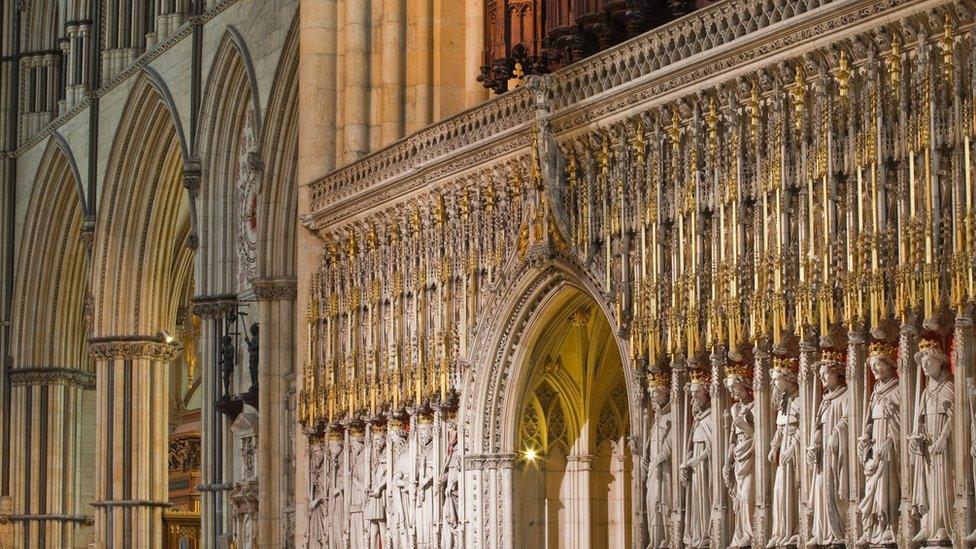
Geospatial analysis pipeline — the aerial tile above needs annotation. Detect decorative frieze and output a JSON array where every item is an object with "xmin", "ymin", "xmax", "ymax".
[
  {"xmin": 251, "ymin": 276, "xmax": 298, "ymax": 301},
  {"xmin": 8, "ymin": 367, "xmax": 95, "ymax": 389},
  {"xmin": 88, "ymin": 338, "xmax": 180, "ymax": 361}
]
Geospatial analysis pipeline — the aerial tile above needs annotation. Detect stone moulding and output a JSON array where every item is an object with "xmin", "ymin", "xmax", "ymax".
[
  {"xmin": 305, "ymin": 0, "xmax": 926, "ymax": 229},
  {"xmin": 8, "ymin": 367, "xmax": 96, "ymax": 389},
  {"xmin": 88, "ymin": 338, "xmax": 180, "ymax": 361},
  {"xmin": 251, "ymin": 276, "xmax": 298, "ymax": 301}
]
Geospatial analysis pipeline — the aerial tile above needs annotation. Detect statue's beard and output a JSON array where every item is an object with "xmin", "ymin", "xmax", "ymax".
[{"xmin": 692, "ymin": 400, "xmax": 709, "ymax": 414}]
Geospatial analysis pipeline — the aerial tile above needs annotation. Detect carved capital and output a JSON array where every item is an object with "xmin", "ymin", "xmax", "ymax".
[
  {"xmin": 251, "ymin": 277, "xmax": 297, "ymax": 301},
  {"xmin": 8, "ymin": 367, "xmax": 95, "ymax": 389},
  {"xmin": 192, "ymin": 294, "xmax": 238, "ymax": 318},
  {"xmin": 89, "ymin": 338, "xmax": 179, "ymax": 361}
]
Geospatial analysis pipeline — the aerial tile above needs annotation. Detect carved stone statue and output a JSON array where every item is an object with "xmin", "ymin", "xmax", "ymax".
[
  {"xmin": 325, "ymin": 435, "xmax": 346, "ymax": 548},
  {"xmin": 348, "ymin": 428, "xmax": 367, "ymax": 549},
  {"xmin": 440, "ymin": 420, "xmax": 461, "ymax": 549},
  {"xmin": 644, "ymin": 373, "xmax": 672, "ymax": 549},
  {"xmin": 723, "ymin": 364, "xmax": 755, "ymax": 548},
  {"xmin": 767, "ymin": 357, "xmax": 800, "ymax": 548},
  {"xmin": 415, "ymin": 418, "xmax": 437, "ymax": 549},
  {"xmin": 245, "ymin": 323, "xmax": 259, "ymax": 391},
  {"xmin": 681, "ymin": 369, "xmax": 714, "ymax": 549},
  {"xmin": 306, "ymin": 442, "xmax": 328, "ymax": 549},
  {"xmin": 390, "ymin": 424, "xmax": 412, "ymax": 549},
  {"xmin": 909, "ymin": 338, "xmax": 954, "ymax": 545},
  {"xmin": 856, "ymin": 344, "xmax": 901, "ymax": 547},
  {"xmin": 220, "ymin": 335, "xmax": 235, "ymax": 397},
  {"xmin": 806, "ymin": 351, "xmax": 849, "ymax": 547},
  {"xmin": 366, "ymin": 427, "xmax": 389, "ymax": 547}
]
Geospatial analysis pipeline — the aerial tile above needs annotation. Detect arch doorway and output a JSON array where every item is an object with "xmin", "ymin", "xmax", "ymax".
[{"xmin": 514, "ymin": 289, "xmax": 632, "ymax": 549}]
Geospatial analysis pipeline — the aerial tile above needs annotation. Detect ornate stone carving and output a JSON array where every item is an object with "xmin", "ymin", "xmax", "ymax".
[
  {"xmin": 88, "ymin": 339, "xmax": 179, "ymax": 361},
  {"xmin": 8, "ymin": 367, "xmax": 95, "ymax": 389},
  {"xmin": 251, "ymin": 276, "xmax": 298, "ymax": 301}
]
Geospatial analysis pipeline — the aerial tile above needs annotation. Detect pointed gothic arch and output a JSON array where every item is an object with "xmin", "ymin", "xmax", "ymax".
[
  {"xmin": 195, "ymin": 27, "xmax": 264, "ymax": 294},
  {"xmin": 91, "ymin": 72, "xmax": 191, "ymax": 337},
  {"xmin": 7, "ymin": 136, "xmax": 95, "ymax": 547},
  {"xmin": 256, "ymin": 14, "xmax": 298, "ymax": 279},
  {"xmin": 12, "ymin": 137, "xmax": 89, "ymax": 368}
]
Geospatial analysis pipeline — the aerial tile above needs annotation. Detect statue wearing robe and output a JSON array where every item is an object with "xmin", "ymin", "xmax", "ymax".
[
  {"xmin": 325, "ymin": 438, "xmax": 346, "ymax": 549},
  {"xmin": 306, "ymin": 443, "xmax": 328, "ymax": 549},
  {"xmin": 440, "ymin": 424, "xmax": 461, "ymax": 549},
  {"xmin": 767, "ymin": 375, "xmax": 800, "ymax": 548},
  {"xmin": 910, "ymin": 344, "xmax": 954, "ymax": 545},
  {"xmin": 390, "ymin": 426, "xmax": 412, "ymax": 549},
  {"xmin": 857, "ymin": 353, "xmax": 901, "ymax": 547},
  {"xmin": 366, "ymin": 431, "xmax": 388, "ymax": 548},
  {"xmin": 644, "ymin": 387, "xmax": 672, "ymax": 549},
  {"xmin": 724, "ymin": 378, "xmax": 755, "ymax": 548},
  {"xmin": 806, "ymin": 363, "xmax": 849, "ymax": 547},
  {"xmin": 348, "ymin": 433, "xmax": 367, "ymax": 549},
  {"xmin": 681, "ymin": 385, "xmax": 714, "ymax": 549},
  {"xmin": 415, "ymin": 423, "xmax": 437, "ymax": 549}
]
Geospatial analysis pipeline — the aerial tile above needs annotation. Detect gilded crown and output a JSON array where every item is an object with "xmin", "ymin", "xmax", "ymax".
[
  {"xmin": 417, "ymin": 412, "xmax": 434, "ymax": 425},
  {"xmin": 772, "ymin": 356, "xmax": 799, "ymax": 373},
  {"xmin": 869, "ymin": 341, "xmax": 897, "ymax": 361},
  {"xmin": 647, "ymin": 371, "xmax": 671, "ymax": 389},
  {"xmin": 688, "ymin": 368, "xmax": 711, "ymax": 385},
  {"xmin": 725, "ymin": 363, "xmax": 753, "ymax": 380},
  {"xmin": 327, "ymin": 428, "xmax": 344, "ymax": 442},
  {"xmin": 918, "ymin": 337, "xmax": 942, "ymax": 353},
  {"xmin": 820, "ymin": 349, "xmax": 846, "ymax": 364}
]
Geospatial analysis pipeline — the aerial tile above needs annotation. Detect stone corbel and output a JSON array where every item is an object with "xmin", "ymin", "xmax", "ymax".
[{"xmin": 181, "ymin": 159, "xmax": 202, "ymax": 250}]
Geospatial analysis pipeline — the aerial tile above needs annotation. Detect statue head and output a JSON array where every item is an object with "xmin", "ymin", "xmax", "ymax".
[
  {"xmin": 646, "ymin": 371, "xmax": 670, "ymax": 411},
  {"xmin": 723, "ymin": 363, "xmax": 753, "ymax": 403},
  {"xmin": 250, "ymin": 323, "xmax": 259, "ymax": 336},
  {"xmin": 372, "ymin": 428, "xmax": 387, "ymax": 452},
  {"xmin": 222, "ymin": 335, "xmax": 232, "ymax": 346},
  {"xmin": 771, "ymin": 357, "xmax": 799, "ymax": 395},
  {"xmin": 417, "ymin": 418, "xmax": 434, "ymax": 446},
  {"xmin": 326, "ymin": 429, "xmax": 344, "ymax": 458},
  {"xmin": 686, "ymin": 368, "xmax": 711, "ymax": 412},
  {"xmin": 868, "ymin": 342, "xmax": 898, "ymax": 382},
  {"xmin": 818, "ymin": 350, "xmax": 846, "ymax": 390},
  {"xmin": 915, "ymin": 338, "xmax": 947, "ymax": 380}
]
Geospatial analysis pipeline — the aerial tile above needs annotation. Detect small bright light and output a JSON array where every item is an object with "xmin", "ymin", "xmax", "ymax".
[
  {"xmin": 524, "ymin": 448, "xmax": 538, "ymax": 461},
  {"xmin": 158, "ymin": 330, "xmax": 174, "ymax": 344}
]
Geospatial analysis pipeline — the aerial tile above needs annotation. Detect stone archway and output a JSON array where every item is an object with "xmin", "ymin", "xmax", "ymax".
[
  {"xmin": 511, "ymin": 288, "xmax": 632, "ymax": 549},
  {"xmin": 462, "ymin": 260, "xmax": 640, "ymax": 549}
]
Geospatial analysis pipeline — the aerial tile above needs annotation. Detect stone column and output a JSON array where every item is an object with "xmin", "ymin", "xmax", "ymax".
[
  {"xmin": 381, "ymin": 0, "xmax": 405, "ymax": 144},
  {"xmin": 344, "ymin": 0, "xmax": 369, "ymax": 161},
  {"xmin": 6, "ymin": 367, "xmax": 95, "ymax": 548},
  {"xmin": 193, "ymin": 295, "xmax": 237, "ymax": 547},
  {"xmin": 752, "ymin": 340, "xmax": 773, "ymax": 546},
  {"xmin": 846, "ymin": 330, "xmax": 868, "ymax": 545},
  {"xmin": 796, "ymin": 336, "xmax": 818, "ymax": 545},
  {"xmin": 463, "ymin": 0, "xmax": 486, "ymax": 108},
  {"xmin": 897, "ymin": 321, "xmax": 920, "ymax": 543},
  {"xmin": 252, "ymin": 277, "xmax": 297, "ymax": 548},
  {"xmin": 407, "ymin": 0, "xmax": 433, "ymax": 132},
  {"xmin": 952, "ymin": 314, "xmax": 974, "ymax": 540},
  {"xmin": 89, "ymin": 338, "xmax": 177, "ymax": 549},
  {"xmin": 706, "ymin": 352, "xmax": 730, "ymax": 547},
  {"xmin": 296, "ymin": 0, "xmax": 338, "ymax": 545}
]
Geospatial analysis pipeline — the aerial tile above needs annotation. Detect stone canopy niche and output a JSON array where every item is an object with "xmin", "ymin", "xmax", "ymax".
[{"xmin": 478, "ymin": 0, "xmax": 720, "ymax": 93}]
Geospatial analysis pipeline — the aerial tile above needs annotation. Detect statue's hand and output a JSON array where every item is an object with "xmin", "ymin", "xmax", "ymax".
[
  {"xmin": 931, "ymin": 436, "xmax": 947, "ymax": 455},
  {"xmin": 806, "ymin": 445, "xmax": 819, "ymax": 465},
  {"xmin": 878, "ymin": 439, "xmax": 893, "ymax": 462},
  {"xmin": 767, "ymin": 447, "xmax": 778, "ymax": 464},
  {"xmin": 679, "ymin": 464, "xmax": 691, "ymax": 485},
  {"xmin": 970, "ymin": 440, "xmax": 976, "ymax": 459}
]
